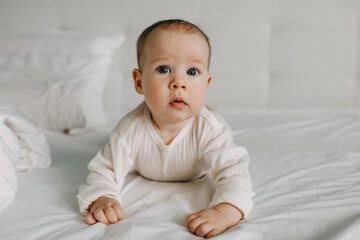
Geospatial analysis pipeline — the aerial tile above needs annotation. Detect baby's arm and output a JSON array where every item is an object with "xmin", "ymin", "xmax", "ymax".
[
  {"xmin": 78, "ymin": 133, "xmax": 134, "ymax": 222},
  {"xmin": 85, "ymin": 197, "xmax": 123, "ymax": 225},
  {"xmin": 191, "ymin": 113, "xmax": 254, "ymax": 237},
  {"xmin": 185, "ymin": 203, "xmax": 243, "ymax": 238}
]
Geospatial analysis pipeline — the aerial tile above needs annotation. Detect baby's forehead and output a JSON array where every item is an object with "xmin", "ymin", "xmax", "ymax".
[
  {"xmin": 146, "ymin": 27, "xmax": 209, "ymax": 49},
  {"xmin": 138, "ymin": 24, "xmax": 211, "ymax": 69}
]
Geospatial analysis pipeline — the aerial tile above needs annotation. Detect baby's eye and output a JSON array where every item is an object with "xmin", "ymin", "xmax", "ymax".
[
  {"xmin": 157, "ymin": 66, "xmax": 170, "ymax": 74},
  {"xmin": 187, "ymin": 68, "xmax": 199, "ymax": 76}
]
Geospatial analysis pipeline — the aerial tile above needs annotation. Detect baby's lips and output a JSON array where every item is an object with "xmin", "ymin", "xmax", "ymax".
[
  {"xmin": 171, "ymin": 97, "xmax": 187, "ymax": 104},
  {"xmin": 169, "ymin": 97, "xmax": 188, "ymax": 108}
]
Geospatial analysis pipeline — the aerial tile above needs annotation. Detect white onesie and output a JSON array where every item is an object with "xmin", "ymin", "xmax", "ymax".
[{"xmin": 78, "ymin": 102, "xmax": 254, "ymax": 218}]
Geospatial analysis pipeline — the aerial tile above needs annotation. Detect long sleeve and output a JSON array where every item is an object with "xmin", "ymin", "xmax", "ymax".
[
  {"xmin": 199, "ymin": 121, "xmax": 254, "ymax": 218},
  {"xmin": 77, "ymin": 133, "xmax": 134, "ymax": 216}
]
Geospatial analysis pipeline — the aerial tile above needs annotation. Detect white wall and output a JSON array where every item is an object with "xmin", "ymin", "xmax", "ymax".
[{"xmin": 0, "ymin": 0, "xmax": 359, "ymax": 110}]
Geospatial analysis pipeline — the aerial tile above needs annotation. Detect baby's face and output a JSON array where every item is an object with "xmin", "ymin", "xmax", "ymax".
[{"xmin": 133, "ymin": 28, "xmax": 211, "ymax": 125}]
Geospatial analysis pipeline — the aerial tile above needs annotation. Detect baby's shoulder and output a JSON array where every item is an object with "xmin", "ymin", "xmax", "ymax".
[
  {"xmin": 196, "ymin": 107, "xmax": 235, "ymax": 150},
  {"xmin": 196, "ymin": 107, "xmax": 233, "ymax": 142},
  {"xmin": 112, "ymin": 101, "xmax": 147, "ymax": 137},
  {"xmin": 198, "ymin": 107, "xmax": 230, "ymax": 131}
]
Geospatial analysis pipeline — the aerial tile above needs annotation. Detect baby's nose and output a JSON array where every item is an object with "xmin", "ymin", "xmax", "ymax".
[{"xmin": 169, "ymin": 77, "xmax": 186, "ymax": 90}]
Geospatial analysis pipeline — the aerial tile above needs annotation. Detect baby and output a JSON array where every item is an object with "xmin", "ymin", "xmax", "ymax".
[{"xmin": 77, "ymin": 19, "xmax": 254, "ymax": 238}]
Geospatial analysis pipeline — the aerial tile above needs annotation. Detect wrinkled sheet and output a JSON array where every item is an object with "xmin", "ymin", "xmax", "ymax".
[
  {"xmin": 0, "ymin": 105, "xmax": 51, "ymax": 210},
  {"xmin": 0, "ymin": 109, "xmax": 359, "ymax": 240}
]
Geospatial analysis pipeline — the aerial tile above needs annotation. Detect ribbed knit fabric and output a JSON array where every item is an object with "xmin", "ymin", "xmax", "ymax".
[{"xmin": 78, "ymin": 102, "xmax": 254, "ymax": 217}]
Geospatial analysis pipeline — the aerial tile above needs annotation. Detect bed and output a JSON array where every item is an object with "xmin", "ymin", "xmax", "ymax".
[
  {"xmin": 1, "ymin": 109, "xmax": 359, "ymax": 239},
  {"xmin": 0, "ymin": 0, "xmax": 360, "ymax": 239}
]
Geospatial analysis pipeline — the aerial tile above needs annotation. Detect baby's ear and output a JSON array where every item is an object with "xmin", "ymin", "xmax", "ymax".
[
  {"xmin": 207, "ymin": 74, "xmax": 212, "ymax": 85},
  {"xmin": 132, "ymin": 69, "xmax": 143, "ymax": 95}
]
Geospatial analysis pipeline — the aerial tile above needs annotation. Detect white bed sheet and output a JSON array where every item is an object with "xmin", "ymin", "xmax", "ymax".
[{"xmin": 0, "ymin": 109, "xmax": 359, "ymax": 240}]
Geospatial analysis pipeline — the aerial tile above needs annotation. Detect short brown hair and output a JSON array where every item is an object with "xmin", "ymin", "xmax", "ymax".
[{"xmin": 136, "ymin": 19, "xmax": 211, "ymax": 70}]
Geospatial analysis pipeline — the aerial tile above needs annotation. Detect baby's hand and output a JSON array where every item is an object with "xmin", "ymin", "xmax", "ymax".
[
  {"xmin": 185, "ymin": 203, "xmax": 243, "ymax": 238},
  {"xmin": 85, "ymin": 197, "xmax": 123, "ymax": 225}
]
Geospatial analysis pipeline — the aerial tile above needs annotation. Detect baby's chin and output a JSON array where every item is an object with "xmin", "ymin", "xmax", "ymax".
[
  {"xmin": 148, "ymin": 103, "xmax": 204, "ymax": 123},
  {"xmin": 161, "ymin": 110, "xmax": 197, "ymax": 123}
]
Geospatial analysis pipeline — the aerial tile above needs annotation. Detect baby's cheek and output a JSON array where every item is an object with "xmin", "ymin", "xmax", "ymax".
[
  {"xmin": 191, "ymin": 87, "xmax": 208, "ymax": 109},
  {"xmin": 144, "ymin": 89, "xmax": 166, "ymax": 112}
]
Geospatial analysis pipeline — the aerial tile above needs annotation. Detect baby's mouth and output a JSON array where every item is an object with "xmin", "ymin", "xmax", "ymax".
[{"xmin": 169, "ymin": 98, "xmax": 187, "ymax": 108}]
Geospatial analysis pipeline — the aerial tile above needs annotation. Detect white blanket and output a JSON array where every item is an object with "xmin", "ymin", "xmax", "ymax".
[
  {"xmin": 0, "ymin": 104, "xmax": 51, "ymax": 210},
  {"xmin": 0, "ymin": 109, "xmax": 359, "ymax": 240}
]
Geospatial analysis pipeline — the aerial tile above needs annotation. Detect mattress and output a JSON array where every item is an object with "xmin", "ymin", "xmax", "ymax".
[{"xmin": 0, "ymin": 109, "xmax": 359, "ymax": 240}]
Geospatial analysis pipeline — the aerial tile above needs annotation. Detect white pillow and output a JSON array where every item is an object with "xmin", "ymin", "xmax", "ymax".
[{"xmin": 0, "ymin": 30, "xmax": 125, "ymax": 134}]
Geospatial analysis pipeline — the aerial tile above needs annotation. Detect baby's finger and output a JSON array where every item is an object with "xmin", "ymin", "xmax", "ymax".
[
  {"xmin": 85, "ymin": 213, "xmax": 97, "ymax": 225},
  {"xmin": 205, "ymin": 228, "xmax": 221, "ymax": 239},
  {"xmin": 93, "ymin": 209, "xmax": 110, "ymax": 225},
  {"xmin": 185, "ymin": 214, "xmax": 198, "ymax": 228},
  {"xmin": 188, "ymin": 216, "xmax": 205, "ymax": 233},
  {"xmin": 104, "ymin": 206, "xmax": 119, "ymax": 223},
  {"xmin": 196, "ymin": 222, "xmax": 215, "ymax": 237},
  {"xmin": 112, "ymin": 204, "xmax": 123, "ymax": 220}
]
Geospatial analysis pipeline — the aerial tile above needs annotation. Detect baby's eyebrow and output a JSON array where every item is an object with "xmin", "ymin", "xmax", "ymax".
[
  {"xmin": 150, "ymin": 57, "xmax": 169, "ymax": 65},
  {"xmin": 188, "ymin": 58, "xmax": 208, "ymax": 68},
  {"xmin": 149, "ymin": 56, "xmax": 208, "ymax": 69}
]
